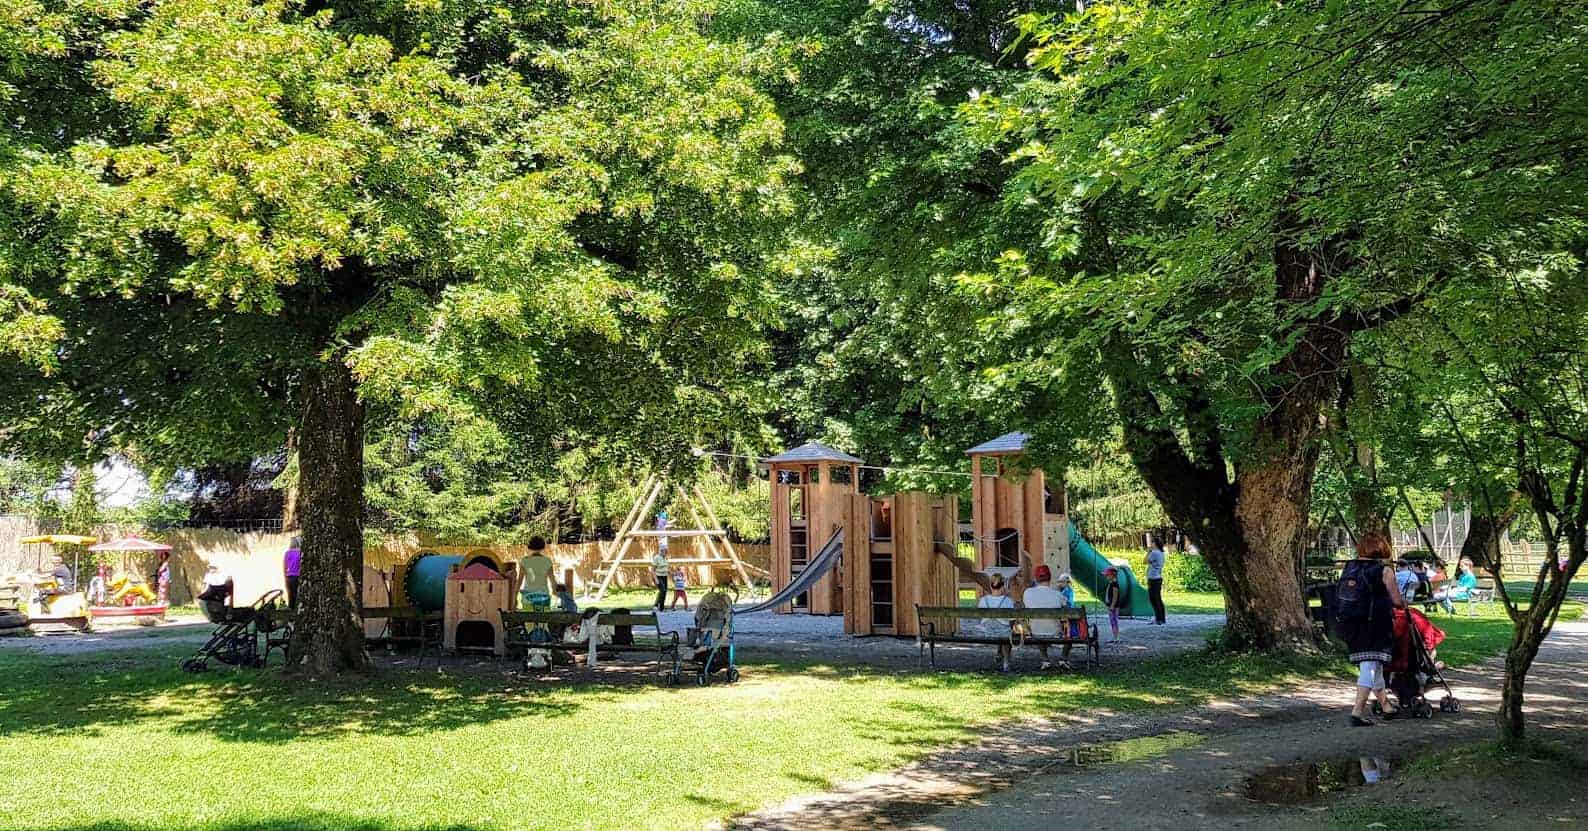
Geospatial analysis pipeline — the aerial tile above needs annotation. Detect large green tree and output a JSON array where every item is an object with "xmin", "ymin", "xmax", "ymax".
[
  {"xmin": 1, "ymin": 0, "xmax": 797, "ymax": 674},
  {"xmin": 954, "ymin": 0, "xmax": 1588, "ymax": 648}
]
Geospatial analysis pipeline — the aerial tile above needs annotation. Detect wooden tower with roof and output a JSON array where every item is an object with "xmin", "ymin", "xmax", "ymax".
[
  {"xmin": 966, "ymin": 432, "xmax": 1070, "ymax": 577},
  {"xmin": 768, "ymin": 441, "xmax": 862, "ymax": 615}
]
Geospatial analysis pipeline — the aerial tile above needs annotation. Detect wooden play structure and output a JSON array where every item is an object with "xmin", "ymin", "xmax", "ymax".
[
  {"xmin": 967, "ymin": 432, "xmax": 1070, "ymax": 577},
  {"xmin": 443, "ymin": 561, "xmax": 516, "ymax": 655},
  {"xmin": 841, "ymin": 491, "xmax": 959, "ymax": 636},
  {"xmin": 590, "ymin": 474, "xmax": 757, "ymax": 601},
  {"xmin": 375, "ymin": 550, "xmax": 516, "ymax": 655},
  {"xmin": 768, "ymin": 442, "xmax": 863, "ymax": 614}
]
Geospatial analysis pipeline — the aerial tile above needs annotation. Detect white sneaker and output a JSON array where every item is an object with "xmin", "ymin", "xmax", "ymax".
[{"xmin": 1040, "ymin": 660, "xmax": 1053, "ymax": 670}]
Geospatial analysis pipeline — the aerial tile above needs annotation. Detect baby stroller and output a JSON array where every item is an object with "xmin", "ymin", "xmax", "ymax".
[
  {"xmin": 681, "ymin": 585, "xmax": 738, "ymax": 685},
  {"xmin": 182, "ymin": 588, "xmax": 284, "ymax": 672},
  {"xmin": 1380, "ymin": 607, "xmax": 1460, "ymax": 718}
]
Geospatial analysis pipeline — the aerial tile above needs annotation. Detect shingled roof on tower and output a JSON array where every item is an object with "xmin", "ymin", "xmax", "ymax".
[
  {"xmin": 964, "ymin": 431, "xmax": 1031, "ymax": 455},
  {"xmin": 766, "ymin": 441, "xmax": 864, "ymax": 464}
]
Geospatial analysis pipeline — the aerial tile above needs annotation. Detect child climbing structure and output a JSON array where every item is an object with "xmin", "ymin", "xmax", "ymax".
[
  {"xmin": 966, "ymin": 432, "xmax": 1153, "ymax": 617},
  {"xmin": 841, "ymin": 491, "xmax": 958, "ymax": 636}
]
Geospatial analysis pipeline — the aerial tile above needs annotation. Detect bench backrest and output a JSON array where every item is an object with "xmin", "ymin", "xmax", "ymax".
[
  {"xmin": 501, "ymin": 611, "xmax": 584, "ymax": 628},
  {"xmin": 598, "ymin": 612, "xmax": 660, "ymax": 628},
  {"xmin": 915, "ymin": 605, "xmax": 1089, "ymax": 621}
]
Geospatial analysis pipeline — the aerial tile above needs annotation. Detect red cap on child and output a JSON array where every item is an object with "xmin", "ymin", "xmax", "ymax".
[
  {"xmin": 1103, "ymin": 567, "xmax": 1117, "ymax": 576},
  {"xmin": 1033, "ymin": 565, "xmax": 1052, "ymax": 582}
]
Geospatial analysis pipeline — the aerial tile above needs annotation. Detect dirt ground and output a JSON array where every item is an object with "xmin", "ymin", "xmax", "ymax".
[{"xmin": 733, "ymin": 620, "xmax": 1588, "ymax": 831}]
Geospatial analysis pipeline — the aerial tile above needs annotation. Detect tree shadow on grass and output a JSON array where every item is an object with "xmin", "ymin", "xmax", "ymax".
[
  {"xmin": 0, "ymin": 648, "xmax": 608, "ymax": 744},
  {"xmin": 44, "ymin": 816, "xmax": 490, "ymax": 831}
]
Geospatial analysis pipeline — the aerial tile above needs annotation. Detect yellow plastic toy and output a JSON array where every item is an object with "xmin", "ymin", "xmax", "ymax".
[{"xmin": 108, "ymin": 575, "xmax": 157, "ymax": 604}]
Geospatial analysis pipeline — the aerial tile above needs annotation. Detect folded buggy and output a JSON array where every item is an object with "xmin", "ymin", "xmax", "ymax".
[
  {"xmin": 680, "ymin": 585, "xmax": 738, "ymax": 685},
  {"xmin": 1380, "ymin": 607, "xmax": 1459, "ymax": 718},
  {"xmin": 182, "ymin": 588, "xmax": 288, "ymax": 672}
]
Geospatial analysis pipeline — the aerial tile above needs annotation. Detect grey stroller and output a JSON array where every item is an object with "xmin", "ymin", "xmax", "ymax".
[{"xmin": 680, "ymin": 585, "xmax": 738, "ymax": 685}]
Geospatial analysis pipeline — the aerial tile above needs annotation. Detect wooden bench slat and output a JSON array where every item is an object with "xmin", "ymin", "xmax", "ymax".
[
  {"xmin": 597, "ymin": 613, "xmax": 662, "ymax": 627},
  {"xmin": 914, "ymin": 606, "xmax": 1091, "ymax": 619}
]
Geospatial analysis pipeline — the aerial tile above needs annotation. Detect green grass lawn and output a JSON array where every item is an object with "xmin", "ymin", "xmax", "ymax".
[
  {"xmin": 0, "ymin": 605, "xmax": 1559, "ymax": 831},
  {"xmin": 1502, "ymin": 578, "xmax": 1588, "ymax": 599}
]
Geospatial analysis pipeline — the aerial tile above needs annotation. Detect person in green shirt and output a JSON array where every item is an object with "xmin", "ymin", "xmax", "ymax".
[{"xmin": 520, "ymin": 537, "xmax": 554, "ymax": 607}]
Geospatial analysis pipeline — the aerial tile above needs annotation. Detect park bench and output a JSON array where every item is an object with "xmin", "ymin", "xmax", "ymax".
[
  {"xmin": 1415, "ymin": 577, "xmax": 1496, "ymax": 617},
  {"xmin": 257, "ymin": 606, "xmax": 295, "ymax": 665},
  {"xmin": 914, "ymin": 604, "xmax": 1101, "ymax": 670},
  {"xmin": 501, "ymin": 609, "xmax": 681, "ymax": 681},
  {"xmin": 361, "ymin": 605, "xmax": 442, "ymax": 665}
]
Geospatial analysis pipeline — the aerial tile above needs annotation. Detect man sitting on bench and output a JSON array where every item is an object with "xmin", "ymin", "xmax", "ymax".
[
  {"xmin": 932, "ymin": 542, "xmax": 1033, "ymax": 672},
  {"xmin": 1024, "ymin": 566, "xmax": 1074, "ymax": 670}
]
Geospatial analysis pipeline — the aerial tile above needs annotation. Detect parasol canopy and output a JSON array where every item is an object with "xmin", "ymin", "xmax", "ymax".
[
  {"xmin": 87, "ymin": 536, "xmax": 172, "ymax": 553},
  {"xmin": 21, "ymin": 534, "xmax": 99, "ymax": 546}
]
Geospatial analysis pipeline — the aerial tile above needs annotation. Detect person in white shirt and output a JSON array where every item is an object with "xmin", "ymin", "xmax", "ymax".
[
  {"xmin": 1145, "ymin": 537, "xmax": 1167, "ymax": 625},
  {"xmin": 651, "ymin": 548, "xmax": 670, "ymax": 611},
  {"xmin": 1022, "ymin": 565, "xmax": 1076, "ymax": 670},
  {"xmin": 976, "ymin": 573, "xmax": 1017, "ymax": 672}
]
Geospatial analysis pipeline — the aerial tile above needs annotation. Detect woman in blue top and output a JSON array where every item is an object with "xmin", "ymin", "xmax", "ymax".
[{"xmin": 1433, "ymin": 558, "xmax": 1480, "ymax": 614}]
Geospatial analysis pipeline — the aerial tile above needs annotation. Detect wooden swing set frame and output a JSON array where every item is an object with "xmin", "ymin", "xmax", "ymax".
[{"xmin": 588, "ymin": 473, "xmax": 761, "ymax": 601}]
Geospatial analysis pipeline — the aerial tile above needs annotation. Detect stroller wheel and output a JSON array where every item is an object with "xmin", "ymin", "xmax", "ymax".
[
  {"xmin": 726, "ymin": 667, "xmax": 740, "ymax": 684},
  {"xmin": 1440, "ymin": 696, "xmax": 1460, "ymax": 713},
  {"xmin": 1416, "ymin": 701, "xmax": 1434, "ymax": 719},
  {"xmin": 181, "ymin": 658, "xmax": 207, "ymax": 673}
]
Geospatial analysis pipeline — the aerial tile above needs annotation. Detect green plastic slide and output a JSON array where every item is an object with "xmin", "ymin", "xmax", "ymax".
[{"xmin": 1068, "ymin": 523, "xmax": 1155, "ymax": 617}]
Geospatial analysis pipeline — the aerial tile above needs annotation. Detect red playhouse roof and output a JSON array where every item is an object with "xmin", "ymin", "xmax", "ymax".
[
  {"xmin": 447, "ymin": 562, "xmax": 506, "ymax": 581},
  {"xmin": 88, "ymin": 536, "xmax": 173, "ymax": 553}
]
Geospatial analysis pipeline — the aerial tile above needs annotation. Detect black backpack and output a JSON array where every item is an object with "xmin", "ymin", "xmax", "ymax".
[{"xmin": 1335, "ymin": 560, "xmax": 1381, "ymax": 623}]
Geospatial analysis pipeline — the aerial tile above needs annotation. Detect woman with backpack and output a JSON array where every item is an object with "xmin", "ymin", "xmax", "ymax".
[{"xmin": 1336, "ymin": 533, "xmax": 1408, "ymax": 726}]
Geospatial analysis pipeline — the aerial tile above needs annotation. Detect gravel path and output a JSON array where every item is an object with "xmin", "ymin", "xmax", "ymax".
[
  {"xmin": 2, "ymin": 607, "xmax": 1224, "ymax": 671},
  {"xmin": 732, "ymin": 620, "xmax": 1588, "ymax": 830},
  {"xmin": 0, "ymin": 615, "xmax": 213, "ymax": 655},
  {"xmin": 652, "ymin": 608, "xmax": 1224, "ymax": 669}
]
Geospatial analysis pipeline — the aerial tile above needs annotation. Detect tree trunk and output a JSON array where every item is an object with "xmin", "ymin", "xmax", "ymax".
[
  {"xmin": 1459, "ymin": 502, "xmax": 1515, "ymax": 573},
  {"xmin": 287, "ymin": 355, "xmax": 369, "ymax": 676},
  {"xmin": 1107, "ymin": 232, "xmax": 1353, "ymax": 652},
  {"xmin": 1345, "ymin": 442, "xmax": 1392, "ymax": 539},
  {"xmin": 1498, "ymin": 623, "xmax": 1545, "ymax": 744},
  {"xmin": 280, "ymin": 427, "xmax": 299, "ymax": 532},
  {"xmin": 1335, "ymin": 362, "xmax": 1393, "ymax": 538},
  {"xmin": 1111, "ymin": 369, "xmax": 1321, "ymax": 651},
  {"xmin": 1226, "ymin": 455, "xmax": 1323, "ymax": 649}
]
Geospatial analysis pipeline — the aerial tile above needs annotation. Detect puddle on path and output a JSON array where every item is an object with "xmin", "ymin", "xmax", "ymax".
[
  {"xmin": 1067, "ymin": 730, "xmax": 1206, "ymax": 768},
  {"xmin": 1245, "ymin": 756, "xmax": 1396, "ymax": 804}
]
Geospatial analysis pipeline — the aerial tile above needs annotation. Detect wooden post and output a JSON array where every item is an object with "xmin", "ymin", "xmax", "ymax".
[
  {"xmin": 592, "ymin": 478, "xmax": 663, "ymax": 600},
  {"xmin": 694, "ymin": 484, "xmax": 756, "ymax": 592}
]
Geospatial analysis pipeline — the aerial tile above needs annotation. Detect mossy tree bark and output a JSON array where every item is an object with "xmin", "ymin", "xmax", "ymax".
[
  {"xmin": 287, "ymin": 354, "xmax": 369, "ymax": 676},
  {"xmin": 1106, "ymin": 235, "xmax": 1395, "ymax": 652}
]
